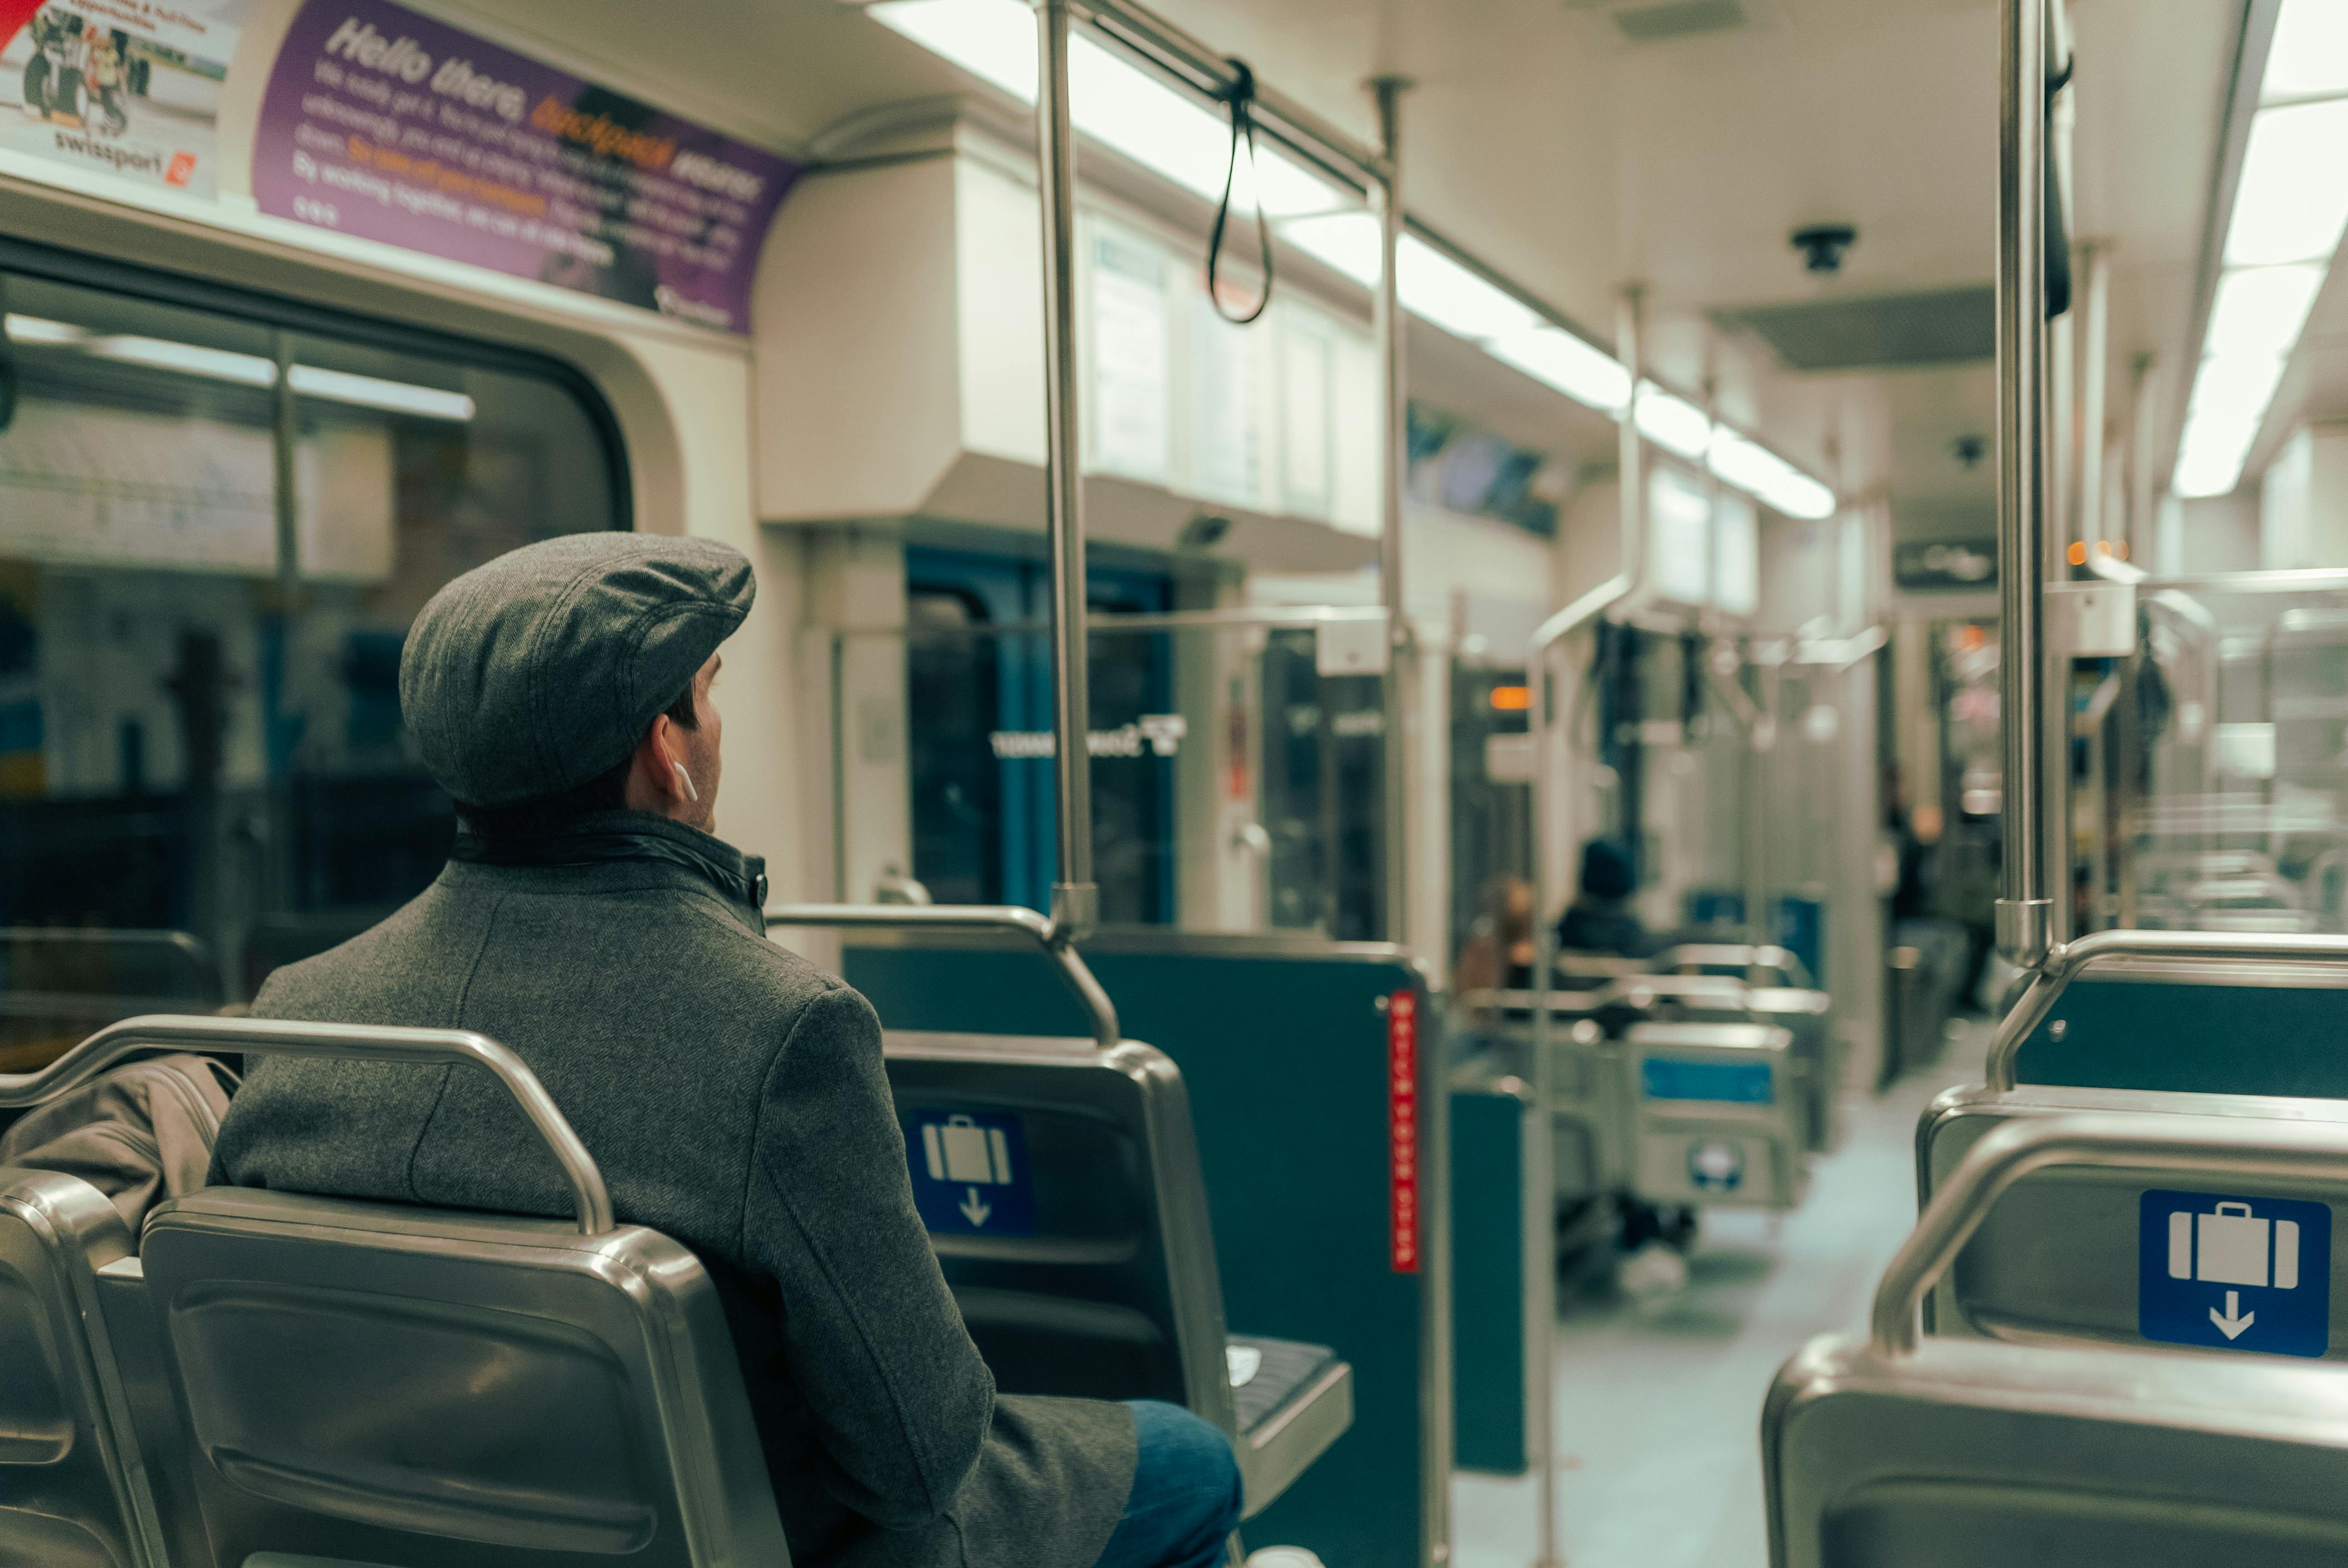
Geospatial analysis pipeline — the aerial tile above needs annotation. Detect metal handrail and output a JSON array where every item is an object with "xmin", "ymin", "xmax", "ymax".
[
  {"xmin": 1985, "ymin": 928, "xmax": 2348, "ymax": 1090},
  {"xmin": 1871, "ymin": 1109, "xmax": 2348, "ymax": 1354},
  {"xmin": 1655, "ymin": 943, "xmax": 1816, "ymax": 992},
  {"xmin": 763, "ymin": 904, "xmax": 1121, "ymax": 1051},
  {"xmin": 0, "ymin": 1014, "xmax": 614, "ymax": 1236}
]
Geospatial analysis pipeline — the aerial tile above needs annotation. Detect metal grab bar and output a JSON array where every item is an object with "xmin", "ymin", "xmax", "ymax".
[
  {"xmin": 1986, "ymin": 929, "xmax": 2348, "ymax": 1090},
  {"xmin": 1653, "ymin": 944, "xmax": 1816, "ymax": 992},
  {"xmin": 1871, "ymin": 1109, "xmax": 2348, "ymax": 1354},
  {"xmin": 0, "ymin": 1014, "xmax": 613, "ymax": 1236},
  {"xmin": 763, "ymin": 904, "xmax": 1121, "ymax": 1051}
]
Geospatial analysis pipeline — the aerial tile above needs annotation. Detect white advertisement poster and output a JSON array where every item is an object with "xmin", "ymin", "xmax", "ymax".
[{"xmin": 0, "ymin": 0, "xmax": 254, "ymax": 196}]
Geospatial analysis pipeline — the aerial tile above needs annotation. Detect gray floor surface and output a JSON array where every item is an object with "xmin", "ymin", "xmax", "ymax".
[{"xmin": 1449, "ymin": 1020, "xmax": 1990, "ymax": 1568}]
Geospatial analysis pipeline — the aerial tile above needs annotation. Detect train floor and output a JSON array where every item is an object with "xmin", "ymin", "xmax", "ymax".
[{"xmin": 1450, "ymin": 1018, "xmax": 1991, "ymax": 1568}]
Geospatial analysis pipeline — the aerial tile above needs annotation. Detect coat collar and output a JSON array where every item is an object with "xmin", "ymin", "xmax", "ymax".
[{"xmin": 451, "ymin": 811, "xmax": 769, "ymax": 927}]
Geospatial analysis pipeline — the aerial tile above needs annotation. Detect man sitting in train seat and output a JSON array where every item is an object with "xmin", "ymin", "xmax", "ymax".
[
  {"xmin": 1556, "ymin": 837, "xmax": 1660, "ymax": 958},
  {"xmin": 208, "ymin": 534, "xmax": 1243, "ymax": 1568}
]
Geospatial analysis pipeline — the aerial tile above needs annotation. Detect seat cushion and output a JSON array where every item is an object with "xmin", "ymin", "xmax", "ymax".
[{"xmin": 1226, "ymin": 1335, "xmax": 1337, "ymax": 1437}]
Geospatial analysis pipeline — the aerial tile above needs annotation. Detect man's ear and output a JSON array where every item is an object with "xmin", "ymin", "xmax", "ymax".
[{"xmin": 643, "ymin": 716, "xmax": 681, "ymax": 798}]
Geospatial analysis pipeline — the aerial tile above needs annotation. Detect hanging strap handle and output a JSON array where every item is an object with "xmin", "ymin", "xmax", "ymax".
[{"xmin": 1206, "ymin": 58, "xmax": 1275, "ymax": 326}]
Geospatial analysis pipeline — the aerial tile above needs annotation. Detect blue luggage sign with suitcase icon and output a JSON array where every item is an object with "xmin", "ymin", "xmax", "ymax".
[
  {"xmin": 905, "ymin": 1110, "xmax": 1037, "ymax": 1237},
  {"xmin": 2138, "ymin": 1189, "xmax": 2331, "ymax": 1358}
]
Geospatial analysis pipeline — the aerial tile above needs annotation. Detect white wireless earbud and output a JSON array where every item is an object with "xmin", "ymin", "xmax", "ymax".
[{"xmin": 672, "ymin": 760, "xmax": 701, "ymax": 803}]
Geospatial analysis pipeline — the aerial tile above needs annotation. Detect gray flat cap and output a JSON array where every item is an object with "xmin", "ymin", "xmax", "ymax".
[{"xmin": 400, "ymin": 533, "xmax": 755, "ymax": 807}]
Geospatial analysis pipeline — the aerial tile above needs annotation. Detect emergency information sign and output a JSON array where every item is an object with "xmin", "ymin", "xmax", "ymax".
[
  {"xmin": 905, "ymin": 1110, "xmax": 1037, "ymax": 1237},
  {"xmin": 2139, "ymin": 1189, "xmax": 2331, "ymax": 1359}
]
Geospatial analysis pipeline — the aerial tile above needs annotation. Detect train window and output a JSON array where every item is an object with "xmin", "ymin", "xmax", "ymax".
[{"xmin": 0, "ymin": 261, "xmax": 625, "ymax": 1037}]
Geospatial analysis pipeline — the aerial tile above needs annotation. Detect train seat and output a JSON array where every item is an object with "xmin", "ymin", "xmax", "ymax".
[
  {"xmin": 1917, "ymin": 1082, "xmax": 2348, "ymax": 1357},
  {"xmin": 1628, "ymin": 1022, "xmax": 1807, "ymax": 1210},
  {"xmin": 1, "ymin": 1017, "xmax": 789, "ymax": 1568},
  {"xmin": 1768, "ymin": 1110, "xmax": 2348, "ymax": 1567},
  {"xmin": 881, "ymin": 1030, "xmax": 1353, "ymax": 1517},
  {"xmin": 0, "ymin": 1166, "xmax": 164, "ymax": 1568},
  {"xmin": 137, "ymin": 1188, "xmax": 789, "ymax": 1568},
  {"xmin": 1623, "ymin": 976, "xmax": 1838, "ymax": 1153}
]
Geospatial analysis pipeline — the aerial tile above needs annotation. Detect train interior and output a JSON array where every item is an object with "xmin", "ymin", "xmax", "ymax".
[{"xmin": 3, "ymin": 0, "xmax": 2348, "ymax": 1565}]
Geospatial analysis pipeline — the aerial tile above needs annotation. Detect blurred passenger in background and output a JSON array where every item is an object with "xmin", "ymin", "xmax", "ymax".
[
  {"xmin": 1557, "ymin": 838, "xmax": 1657, "ymax": 958},
  {"xmin": 1454, "ymin": 875, "xmax": 1537, "ymax": 1018}
]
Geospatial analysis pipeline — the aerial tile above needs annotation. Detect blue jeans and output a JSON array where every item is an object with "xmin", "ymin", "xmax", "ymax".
[{"xmin": 1091, "ymin": 1400, "xmax": 1243, "ymax": 1568}]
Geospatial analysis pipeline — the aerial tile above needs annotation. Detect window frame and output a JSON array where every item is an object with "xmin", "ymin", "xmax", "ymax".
[{"xmin": 0, "ymin": 234, "xmax": 634, "ymax": 533}]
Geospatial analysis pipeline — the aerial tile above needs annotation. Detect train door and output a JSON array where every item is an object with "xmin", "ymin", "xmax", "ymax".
[{"xmin": 904, "ymin": 546, "xmax": 1173, "ymax": 923}]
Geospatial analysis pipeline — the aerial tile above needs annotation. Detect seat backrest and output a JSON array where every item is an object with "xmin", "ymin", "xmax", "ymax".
[
  {"xmin": 881, "ymin": 1030, "xmax": 1238, "ymax": 1435},
  {"xmin": 1918, "ymin": 1082, "xmax": 2348, "ymax": 1359},
  {"xmin": 0, "ymin": 1014, "xmax": 787, "ymax": 1568},
  {"xmin": 0, "ymin": 1166, "xmax": 162, "ymax": 1568},
  {"xmin": 1771, "ymin": 1109, "xmax": 2348, "ymax": 1567},
  {"xmin": 140, "ymin": 1188, "xmax": 788, "ymax": 1568},
  {"xmin": 1628, "ymin": 1020, "xmax": 1805, "ymax": 1209}
]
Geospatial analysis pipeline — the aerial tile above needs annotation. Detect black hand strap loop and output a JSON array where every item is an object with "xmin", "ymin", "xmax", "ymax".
[{"xmin": 1207, "ymin": 56, "xmax": 1275, "ymax": 326}]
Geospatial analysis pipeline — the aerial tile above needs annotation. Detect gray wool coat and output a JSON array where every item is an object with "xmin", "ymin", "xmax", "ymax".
[{"xmin": 209, "ymin": 813, "xmax": 1137, "ymax": 1568}]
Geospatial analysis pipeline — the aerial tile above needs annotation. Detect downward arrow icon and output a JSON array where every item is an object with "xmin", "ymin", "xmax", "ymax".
[
  {"xmin": 959, "ymin": 1187, "xmax": 992, "ymax": 1227},
  {"xmin": 2211, "ymin": 1290, "xmax": 2256, "ymax": 1340}
]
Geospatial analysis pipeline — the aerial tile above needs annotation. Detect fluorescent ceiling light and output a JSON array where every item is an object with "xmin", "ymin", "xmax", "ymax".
[
  {"xmin": 1708, "ymin": 430, "xmax": 1835, "ymax": 520},
  {"xmin": 871, "ymin": 0, "xmax": 1035, "ymax": 99},
  {"xmin": 87, "ymin": 336, "xmax": 276, "ymax": 386},
  {"xmin": 1487, "ymin": 325, "xmax": 1631, "ymax": 412},
  {"xmin": 2171, "ymin": 29, "xmax": 2348, "ymax": 499},
  {"xmin": 288, "ymin": 364, "xmax": 475, "ymax": 421},
  {"xmin": 1707, "ymin": 430, "xmax": 1779, "ymax": 494},
  {"xmin": 2205, "ymin": 263, "xmax": 2325, "ymax": 359},
  {"xmin": 2175, "ymin": 408, "xmax": 2262, "ymax": 499},
  {"xmin": 1635, "ymin": 383, "xmax": 1711, "ymax": 460},
  {"xmin": 2262, "ymin": 0, "xmax": 2348, "ymax": 104},
  {"xmin": 871, "ymin": 0, "xmax": 1342, "ymax": 218},
  {"xmin": 3, "ymin": 313, "xmax": 86, "ymax": 345},
  {"xmin": 1281, "ymin": 211, "xmax": 1382, "ymax": 287},
  {"xmin": 2223, "ymin": 98, "xmax": 2348, "ymax": 267},
  {"xmin": 1397, "ymin": 238, "xmax": 1541, "ymax": 342},
  {"xmin": 1758, "ymin": 468, "xmax": 1837, "ymax": 521}
]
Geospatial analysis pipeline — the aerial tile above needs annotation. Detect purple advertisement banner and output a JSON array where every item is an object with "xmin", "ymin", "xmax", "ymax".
[{"xmin": 254, "ymin": 0, "xmax": 798, "ymax": 333}]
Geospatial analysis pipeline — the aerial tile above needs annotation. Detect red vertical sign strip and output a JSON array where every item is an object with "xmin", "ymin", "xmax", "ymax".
[{"xmin": 1388, "ymin": 988, "xmax": 1420, "ymax": 1272}]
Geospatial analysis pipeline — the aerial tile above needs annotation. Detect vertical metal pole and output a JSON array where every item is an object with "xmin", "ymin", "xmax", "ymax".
[
  {"xmin": 1037, "ymin": 0, "xmax": 1096, "ymax": 938},
  {"xmin": 272, "ymin": 332, "xmax": 299, "ymax": 602},
  {"xmin": 1745, "ymin": 646, "xmax": 1775, "ymax": 965},
  {"xmin": 1997, "ymin": 0, "xmax": 2053, "ymax": 968},
  {"xmin": 2079, "ymin": 241, "xmax": 2110, "ymax": 559},
  {"xmin": 1373, "ymin": 77, "xmax": 1411, "ymax": 949}
]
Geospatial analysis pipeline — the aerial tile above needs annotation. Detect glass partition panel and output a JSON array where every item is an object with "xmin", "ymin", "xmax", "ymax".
[
  {"xmin": 831, "ymin": 615, "xmax": 1391, "ymax": 939},
  {"xmin": 2091, "ymin": 576, "xmax": 2348, "ymax": 934}
]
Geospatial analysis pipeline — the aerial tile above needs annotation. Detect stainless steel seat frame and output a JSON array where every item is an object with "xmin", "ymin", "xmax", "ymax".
[
  {"xmin": 0, "ymin": 1014, "xmax": 789, "ymax": 1568},
  {"xmin": 882, "ymin": 1028, "xmax": 1353, "ymax": 1518},
  {"xmin": 1768, "ymin": 1111, "xmax": 2348, "ymax": 1568}
]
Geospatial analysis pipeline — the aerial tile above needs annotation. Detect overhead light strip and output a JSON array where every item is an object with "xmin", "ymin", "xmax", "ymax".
[
  {"xmin": 867, "ymin": 0, "xmax": 1839, "ymax": 522},
  {"xmin": 2174, "ymin": 0, "xmax": 2348, "ymax": 498}
]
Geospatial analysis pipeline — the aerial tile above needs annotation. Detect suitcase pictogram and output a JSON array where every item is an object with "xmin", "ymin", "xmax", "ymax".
[
  {"xmin": 2169, "ymin": 1199, "xmax": 2301, "ymax": 1290},
  {"xmin": 922, "ymin": 1113, "xmax": 1014, "ymax": 1186}
]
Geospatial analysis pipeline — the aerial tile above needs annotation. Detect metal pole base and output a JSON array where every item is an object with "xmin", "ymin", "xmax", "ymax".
[
  {"xmin": 1051, "ymin": 881, "xmax": 1099, "ymax": 941},
  {"xmin": 1996, "ymin": 897, "xmax": 2055, "ymax": 969}
]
